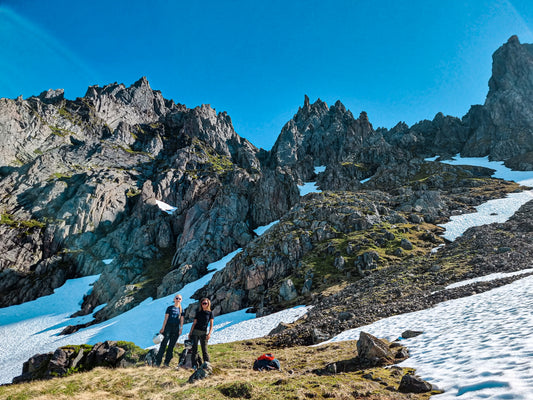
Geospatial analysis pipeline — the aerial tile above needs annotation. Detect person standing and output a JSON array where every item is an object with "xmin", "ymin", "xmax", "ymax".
[
  {"xmin": 188, "ymin": 298, "xmax": 214, "ymax": 368},
  {"xmin": 155, "ymin": 294, "xmax": 184, "ymax": 367}
]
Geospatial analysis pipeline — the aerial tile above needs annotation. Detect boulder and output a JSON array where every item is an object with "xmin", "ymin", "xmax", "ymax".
[
  {"xmin": 356, "ymin": 331, "xmax": 394, "ymax": 366},
  {"xmin": 401, "ymin": 330, "xmax": 423, "ymax": 339},
  {"xmin": 398, "ymin": 373, "xmax": 433, "ymax": 393},
  {"xmin": 279, "ymin": 279, "xmax": 298, "ymax": 302},
  {"xmin": 188, "ymin": 361, "xmax": 213, "ymax": 383},
  {"xmin": 400, "ymin": 238, "xmax": 414, "ymax": 250}
]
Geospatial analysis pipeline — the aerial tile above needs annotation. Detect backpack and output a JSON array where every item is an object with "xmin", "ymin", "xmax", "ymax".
[
  {"xmin": 253, "ymin": 353, "xmax": 281, "ymax": 371},
  {"xmin": 178, "ymin": 348, "xmax": 201, "ymax": 369}
]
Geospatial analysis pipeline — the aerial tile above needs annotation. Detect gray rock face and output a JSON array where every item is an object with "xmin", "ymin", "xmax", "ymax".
[
  {"xmin": 378, "ymin": 36, "xmax": 533, "ymax": 169},
  {"xmin": 269, "ymin": 96, "xmax": 400, "ymax": 183},
  {"xmin": 463, "ymin": 36, "xmax": 533, "ymax": 166},
  {"xmin": 279, "ymin": 279, "xmax": 298, "ymax": 301},
  {"xmin": 0, "ymin": 78, "xmax": 300, "ymax": 318},
  {"xmin": 383, "ymin": 112, "xmax": 469, "ymax": 159}
]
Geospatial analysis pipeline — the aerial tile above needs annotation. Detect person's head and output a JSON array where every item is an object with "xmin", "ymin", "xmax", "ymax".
[
  {"xmin": 174, "ymin": 294, "xmax": 182, "ymax": 306},
  {"xmin": 200, "ymin": 298, "xmax": 211, "ymax": 311}
]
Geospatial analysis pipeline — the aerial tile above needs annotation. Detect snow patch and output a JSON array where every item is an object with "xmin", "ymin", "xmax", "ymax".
[
  {"xmin": 439, "ymin": 190, "xmax": 533, "ymax": 241},
  {"xmin": 445, "ymin": 268, "xmax": 533, "ymax": 290},
  {"xmin": 298, "ymin": 181, "xmax": 320, "ymax": 195},
  {"xmin": 254, "ymin": 220, "xmax": 279, "ymax": 236},
  {"xmin": 155, "ymin": 200, "xmax": 177, "ymax": 214},
  {"xmin": 319, "ymin": 273, "xmax": 533, "ymax": 399},
  {"xmin": 428, "ymin": 155, "xmax": 533, "ymax": 241}
]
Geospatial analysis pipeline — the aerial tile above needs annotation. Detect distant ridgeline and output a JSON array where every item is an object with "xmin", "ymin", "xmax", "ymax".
[{"xmin": 0, "ymin": 36, "xmax": 532, "ymax": 338}]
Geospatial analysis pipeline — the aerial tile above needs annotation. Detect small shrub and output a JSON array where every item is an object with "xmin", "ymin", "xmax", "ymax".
[{"xmin": 218, "ymin": 382, "xmax": 253, "ymax": 398}]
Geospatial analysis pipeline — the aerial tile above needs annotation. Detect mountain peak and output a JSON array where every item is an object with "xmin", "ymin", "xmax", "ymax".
[
  {"xmin": 507, "ymin": 35, "xmax": 520, "ymax": 45},
  {"xmin": 304, "ymin": 94, "xmax": 310, "ymax": 108},
  {"xmin": 29, "ymin": 88, "xmax": 65, "ymax": 104},
  {"xmin": 132, "ymin": 76, "xmax": 151, "ymax": 89}
]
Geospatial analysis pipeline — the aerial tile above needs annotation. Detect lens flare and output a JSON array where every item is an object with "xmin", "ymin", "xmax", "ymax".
[{"xmin": 0, "ymin": 6, "xmax": 98, "ymax": 99}]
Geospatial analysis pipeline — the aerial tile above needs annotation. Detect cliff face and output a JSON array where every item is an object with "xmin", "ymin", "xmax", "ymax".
[
  {"xmin": 1, "ymin": 37, "xmax": 532, "ymax": 326},
  {"xmin": 379, "ymin": 36, "xmax": 533, "ymax": 169},
  {"xmin": 0, "ymin": 78, "xmax": 299, "ymax": 319},
  {"xmin": 269, "ymin": 96, "xmax": 406, "ymax": 184},
  {"xmin": 462, "ymin": 35, "xmax": 533, "ymax": 168}
]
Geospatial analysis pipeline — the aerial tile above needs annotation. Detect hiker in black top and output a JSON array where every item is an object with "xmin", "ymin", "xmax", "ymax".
[
  {"xmin": 188, "ymin": 297, "xmax": 214, "ymax": 368},
  {"xmin": 155, "ymin": 293, "xmax": 184, "ymax": 367}
]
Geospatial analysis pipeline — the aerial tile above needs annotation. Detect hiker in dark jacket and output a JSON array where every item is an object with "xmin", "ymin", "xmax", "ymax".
[
  {"xmin": 188, "ymin": 297, "xmax": 214, "ymax": 367},
  {"xmin": 155, "ymin": 293, "xmax": 184, "ymax": 367}
]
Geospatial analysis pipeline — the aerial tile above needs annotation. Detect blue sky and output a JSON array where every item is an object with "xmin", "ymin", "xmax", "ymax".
[{"xmin": 1, "ymin": 1, "xmax": 532, "ymax": 150}]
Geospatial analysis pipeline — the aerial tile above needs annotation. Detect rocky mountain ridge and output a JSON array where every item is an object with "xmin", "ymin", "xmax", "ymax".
[
  {"xmin": 0, "ymin": 36, "xmax": 532, "ymax": 337},
  {"xmin": 0, "ymin": 78, "xmax": 299, "ymax": 320}
]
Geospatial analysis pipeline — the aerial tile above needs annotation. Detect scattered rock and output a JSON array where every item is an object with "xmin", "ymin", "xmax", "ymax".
[
  {"xmin": 401, "ymin": 330, "xmax": 424, "ymax": 339},
  {"xmin": 398, "ymin": 373, "xmax": 433, "ymax": 393},
  {"xmin": 356, "ymin": 332, "xmax": 393, "ymax": 366},
  {"xmin": 188, "ymin": 361, "xmax": 213, "ymax": 383},
  {"xmin": 279, "ymin": 279, "xmax": 298, "ymax": 302},
  {"xmin": 338, "ymin": 311, "xmax": 354, "ymax": 322},
  {"xmin": 400, "ymin": 238, "xmax": 413, "ymax": 250}
]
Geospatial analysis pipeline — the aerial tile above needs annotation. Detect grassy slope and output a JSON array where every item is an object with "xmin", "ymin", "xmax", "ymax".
[{"xmin": 0, "ymin": 339, "xmax": 441, "ymax": 400}]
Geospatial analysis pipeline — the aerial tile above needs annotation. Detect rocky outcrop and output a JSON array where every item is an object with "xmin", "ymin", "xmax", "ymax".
[
  {"xmin": 315, "ymin": 331, "xmax": 409, "ymax": 375},
  {"xmin": 379, "ymin": 36, "xmax": 533, "ymax": 169},
  {"xmin": 269, "ymin": 96, "xmax": 404, "ymax": 183},
  {"xmin": 463, "ymin": 36, "xmax": 533, "ymax": 167},
  {"xmin": 197, "ymin": 191, "xmax": 395, "ymax": 316},
  {"xmin": 12, "ymin": 341, "xmax": 146, "ymax": 384}
]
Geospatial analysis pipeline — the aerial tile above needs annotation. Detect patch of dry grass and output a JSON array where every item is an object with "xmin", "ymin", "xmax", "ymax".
[{"xmin": 0, "ymin": 340, "xmax": 441, "ymax": 400}]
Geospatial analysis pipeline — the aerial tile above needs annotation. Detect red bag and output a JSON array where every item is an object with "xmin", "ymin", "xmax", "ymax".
[{"xmin": 257, "ymin": 353, "xmax": 275, "ymax": 361}]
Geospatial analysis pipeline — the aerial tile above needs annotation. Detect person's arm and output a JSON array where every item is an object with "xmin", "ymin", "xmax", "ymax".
[
  {"xmin": 206, "ymin": 316, "xmax": 214, "ymax": 340},
  {"xmin": 179, "ymin": 312, "xmax": 184, "ymax": 336},
  {"xmin": 188, "ymin": 319, "xmax": 197, "ymax": 339},
  {"xmin": 160, "ymin": 313, "xmax": 169, "ymax": 334}
]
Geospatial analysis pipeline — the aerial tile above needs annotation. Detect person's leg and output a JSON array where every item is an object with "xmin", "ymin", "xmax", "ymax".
[
  {"xmin": 155, "ymin": 334, "xmax": 170, "ymax": 366},
  {"xmin": 190, "ymin": 334, "xmax": 199, "ymax": 369},
  {"xmin": 164, "ymin": 332, "xmax": 179, "ymax": 366},
  {"xmin": 199, "ymin": 333, "xmax": 210, "ymax": 363}
]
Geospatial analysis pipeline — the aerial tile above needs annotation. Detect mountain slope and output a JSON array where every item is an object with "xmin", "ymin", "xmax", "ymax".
[
  {"xmin": 0, "ymin": 78, "xmax": 299, "ymax": 321},
  {"xmin": 0, "ymin": 36, "xmax": 532, "ymax": 335}
]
